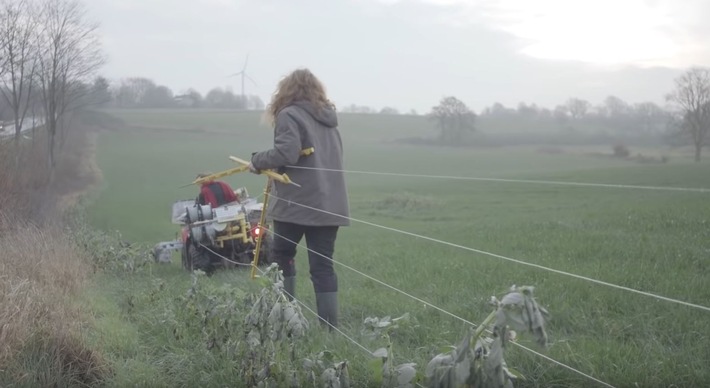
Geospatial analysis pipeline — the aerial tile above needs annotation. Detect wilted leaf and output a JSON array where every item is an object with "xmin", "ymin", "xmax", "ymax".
[
  {"xmin": 335, "ymin": 361, "xmax": 351, "ymax": 388},
  {"xmin": 246, "ymin": 329, "xmax": 260, "ymax": 348},
  {"xmin": 431, "ymin": 365, "xmax": 456, "ymax": 388},
  {"xmin": 454, "ymin": 331, "xmax": 471, "ymax": 362},
  {"xmin": 321, "ymin": 368, "xmax": 340, "ymax": 388},
  {"xmin": 500, "ymin": 291, "xmax": 524, "ymax": 306},
  {"xmin": 283, "ymin": 304, "xmax": 296, "ymax": 322},
  {"xmin": 523, "ymin": 296, "xmax": 548, "ymax": 347},
  {"xmin": 498, "ymin": 286, "xmax": 549, "ymax": 347},
  {"xmin": 372, "ymin": 347, "xmax": 389, "ymax": 358},
  {"xmin": 268, "ymin": 302, "xmax": 282, "ymax": 324},
  {"xmin": 483, "ymin": 335, "xmax": 510, "ymax": 388},
  {"xmin": 425, "ymin": 353, "xmax": 453, "ymax": 380},
  {"xmin": 396, "ymin": 363, "xmax": 417, "ymax": 385},
  {"xmin": 377, "ymin": 316, "xmax": 392, "ymax": 328},
  {"xmin": 454, "ymin": 354, "xmax": 471, "ymax": 384}
]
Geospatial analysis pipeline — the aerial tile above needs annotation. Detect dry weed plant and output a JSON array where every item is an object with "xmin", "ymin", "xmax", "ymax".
[{"xmin": 0, "ymin": 126, "xmax": 108, "ymax": 385}]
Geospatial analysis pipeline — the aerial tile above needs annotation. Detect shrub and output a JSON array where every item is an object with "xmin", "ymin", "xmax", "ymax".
[{"xmin": 612, "ymin": 144, "xmax": 630, "ymax": 158}]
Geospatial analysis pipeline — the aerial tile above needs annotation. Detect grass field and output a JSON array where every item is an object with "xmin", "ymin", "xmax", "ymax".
[{"xmin": 87, "ymin": 109, "xmax": 710, "ymax": 387}]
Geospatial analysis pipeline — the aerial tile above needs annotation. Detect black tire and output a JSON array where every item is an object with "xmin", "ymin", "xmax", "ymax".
[
  {"xmin": 188, "ymin": 244, "xmax": 214, "ymax": 274},
  {"xmin": 181, "ymin": 243, "xmax": 191, "ymax": 271}
]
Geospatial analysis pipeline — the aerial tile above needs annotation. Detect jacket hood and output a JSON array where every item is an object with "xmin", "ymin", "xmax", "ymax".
[{"xmin": 293, "ymin": 101, "xmax": 338, "ymax": 128}]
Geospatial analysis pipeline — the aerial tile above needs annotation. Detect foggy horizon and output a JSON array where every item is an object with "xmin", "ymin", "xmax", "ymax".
[{"xmin": 89, "ymin": 0, "xmax": 710, "ymax": 113}]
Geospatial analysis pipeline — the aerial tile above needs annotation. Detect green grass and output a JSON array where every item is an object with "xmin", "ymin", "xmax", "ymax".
[{"xmin": 86, "ymin": 109, "xmax": 710, "ymax": 387}]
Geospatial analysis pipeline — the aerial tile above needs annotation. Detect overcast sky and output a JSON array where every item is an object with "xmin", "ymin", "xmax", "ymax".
[{"xmin": 88, "ymin": 0, "xmax": 710, "ymax": 113}]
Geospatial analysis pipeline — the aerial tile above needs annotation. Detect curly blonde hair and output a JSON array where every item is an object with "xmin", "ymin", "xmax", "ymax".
[{"xmin": 265, "ymin": 68, "xmax": 334, "ymax": 125}]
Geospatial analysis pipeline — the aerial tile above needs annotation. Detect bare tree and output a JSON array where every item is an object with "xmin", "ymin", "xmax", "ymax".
[
  {"xmin": 181, "ymin": 88, "xmax": 203, "ymax": 108},
  {"xmin": 666, "ymin": 67, "xmax": 710, "ymax": 162},
  {"xmin": 115, "ymin": 77, "xmax": 156, "ymax": 107},
  {"xmin": 633, "ymin": 102, "xmax": 667, "ymax": 133},
  {"xmin": 429, "ymin": 96, "xmax": 476, "ymax": 144},
  {"xmin": 553, "ymin": 104, "xmax": 569, "ymax": 125},
  {"xmin": 566, "ymin": 98, "xmax": 590, "ymax": 119},
  {"xmin": 0, "ymin": 0, "xmax": 38, "ymax": 148},
  {"xmin": 602, "ymin": 95, "xmax": 629, "ymax": 119},
  {"xmin": 34, "ymin": 0, "xmax": 103, "ymax": 170}
]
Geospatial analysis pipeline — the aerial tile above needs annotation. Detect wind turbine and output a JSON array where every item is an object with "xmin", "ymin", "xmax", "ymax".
[{"xmin": 228, "ymin": 54, "xmax": 257, "ymax": 109}]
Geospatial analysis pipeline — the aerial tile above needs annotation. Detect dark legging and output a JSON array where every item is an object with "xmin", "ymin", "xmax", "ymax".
[{"xmin": 271, "ymin": 221, "xmax": 339, "ymax": 293}]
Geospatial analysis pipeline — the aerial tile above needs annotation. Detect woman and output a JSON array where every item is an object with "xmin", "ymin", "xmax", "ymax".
[{"xmin": 249, "ymin": 68, "xmax": 349, "ymax": 329}]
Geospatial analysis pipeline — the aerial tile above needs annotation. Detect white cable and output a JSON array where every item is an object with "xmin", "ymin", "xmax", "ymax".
[
  {"xmin": 198, "ymin": 228, "xmax": 371, "ymax": 354},
  {"xmin": 268, "ymin": 229, "xmax": 476, "ymax": 326},
  {"xmin": 260, "ymin": 184, "xmax": 621, "ymax": 387},
  {"xmin": 267, "ymin": 226, "xmax": 615, "ymax": 387},
  {"xmin": 200, "ymin": 234, "xmax": 378, "ymax": 365},
  {"xmin": 285, "ymin": 166, "xmax": 710, "ymax": 193},
  {"xmin": 198, "ymin": 235, "xmax": 373, "ymax": 356},
  {"xmin": 268, "ymin": 194, "xmax": 710, "ymax": 313},
  {"xmin": 198, "ymin": 243, "xmax": 265, "ymax": 273},
  {"xmin": 289, "ymin": 293, "xmax": 374, "ymax": 356}
]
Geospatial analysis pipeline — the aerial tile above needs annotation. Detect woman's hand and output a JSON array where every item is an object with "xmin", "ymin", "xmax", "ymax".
[{"xmin": 248, "ymin": 163, "xmax": 260, "ymax": 174}]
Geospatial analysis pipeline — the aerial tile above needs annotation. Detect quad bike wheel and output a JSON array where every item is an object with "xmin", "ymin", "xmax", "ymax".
[
  {"xmin": 186, "ymin": 244, "xmax": 214, "ymax": 274},
  {"xmin": 181, "ymin": 244, "xmax": 190, "ymax": 270}
]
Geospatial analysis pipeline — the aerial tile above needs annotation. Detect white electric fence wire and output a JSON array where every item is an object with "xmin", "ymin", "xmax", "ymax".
[
  {"xmin": 268, "ymin": 194, "xmax": 710, "ymax": 313},
  {"xmin": 200, "ymin": 234, "xmax": 374, "ymax": 356},
  {"xmin": 267, "ymin": 229, "xmax": 475, "ymax": 326},
  {"xmin": 289, "ymin": 294, "xmax": 434, "ymax": 388},
  {"xmin": 199, "ymin": 243, "xmax": 265, "ymax": 273},
  {"xmin": 288, "ymin": 292, "xmax": 374, "ymax": 356},
  {"xmin": 267, "ymin": 227, "xmax": 615, "ymax": 388},
  {"xmin": 285, "ymin": 166, "xmax": 710, "ymax": 193}
]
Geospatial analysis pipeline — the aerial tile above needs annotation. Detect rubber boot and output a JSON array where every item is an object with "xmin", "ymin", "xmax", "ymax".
[
  {"xmin": 315, "ymin": 292, "xmax": 338, "ymax": 330},
  {"xmin": 283, "ymin": 276, "xmax": 296, "ymax": 301}
]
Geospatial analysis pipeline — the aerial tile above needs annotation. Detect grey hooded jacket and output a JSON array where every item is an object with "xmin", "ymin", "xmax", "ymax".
[{"xmin": 251, "ymin": 101, "xmax": 350, "ymax": 226}]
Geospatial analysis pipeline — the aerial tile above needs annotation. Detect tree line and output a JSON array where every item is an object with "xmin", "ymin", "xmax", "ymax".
[
  {"xmin": 428, "ymin": 67, "xmax": 710, "ymax": 161},
  {"xmin": 481, "ymin": 95, "xmax": 669, "ymax": 133},
  {"xmin": 103, "ymin": 77, "xmax": 265, "ymax": 110}
]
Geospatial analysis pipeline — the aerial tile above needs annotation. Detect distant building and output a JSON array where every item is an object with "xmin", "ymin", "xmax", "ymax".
[{"xmin": 174, "ymin": 94, "xmax": 196, "ymax": 108}]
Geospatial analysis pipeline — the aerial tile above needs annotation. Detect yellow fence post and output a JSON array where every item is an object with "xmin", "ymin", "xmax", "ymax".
[{"xmin": 251, "ymin": 178, "xmax": 272, "ymax": 279}]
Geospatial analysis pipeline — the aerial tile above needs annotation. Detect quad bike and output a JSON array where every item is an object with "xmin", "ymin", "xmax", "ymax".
[
  {"xmin": 153, "ymin": 152, "xmax": 308, "ymax": 277},
  {"xmin": 154, "ymin": 187, "xmax": 273, "ymax": 274}
]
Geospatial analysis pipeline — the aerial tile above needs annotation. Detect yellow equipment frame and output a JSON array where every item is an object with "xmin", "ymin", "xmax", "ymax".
[
  {"xmin": 185, "ymin": 148, "xmax": 314, "ymax": 279},
  {"xmin": 250, "ymin": 178, "xmax": 272, "ymax": 279},
  {"xmin": 214, "ymin": 217, "xmax": 250, "ymax": 247}
]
